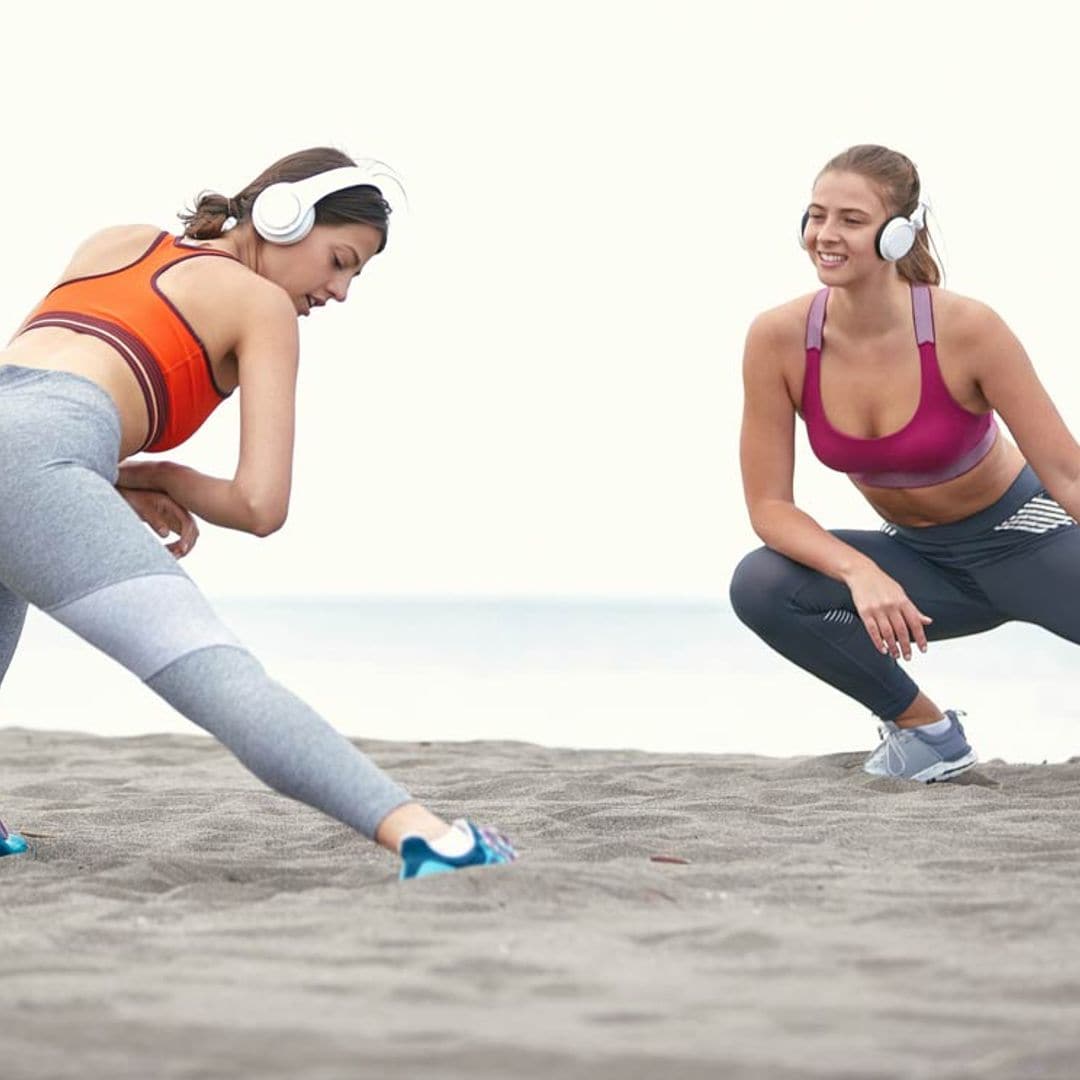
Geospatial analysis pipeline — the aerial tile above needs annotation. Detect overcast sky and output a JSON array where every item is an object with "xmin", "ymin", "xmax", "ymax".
[{"xmin": 3, "ymin": 1, "xmax": 1077, "ymax": 598}]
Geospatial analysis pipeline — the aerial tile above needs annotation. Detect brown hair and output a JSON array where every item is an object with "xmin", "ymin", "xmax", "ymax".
[
  {"xmin": 818, "ymin": 144, "xmax": 941, "ymax": 286},
  {"xmin": 179, "ymin": 147, "xmax": 392, "ymax": 251}
]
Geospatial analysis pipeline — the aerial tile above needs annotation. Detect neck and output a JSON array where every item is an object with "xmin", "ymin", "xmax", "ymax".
[
  {"xmin": 219, "ymin": 223, "xmax": 262, "ymax": 273},
  {"xmin": 184, "ymin": 223, "xmax": 262, "ymax": 274},
  {"xmin": 828, "ymin": 270, "xmax": 914, "ymax": 338}
]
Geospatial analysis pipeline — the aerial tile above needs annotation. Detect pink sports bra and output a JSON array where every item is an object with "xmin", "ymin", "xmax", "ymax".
[{"xmin": 801, "ymin": 285, "xmax": 998, "ymax": 488}]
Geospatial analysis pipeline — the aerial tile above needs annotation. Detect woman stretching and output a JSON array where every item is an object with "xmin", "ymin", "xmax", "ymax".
[
  {"xmin": 730, "ymin": 144, "xmax": 1080, "ymax": 781},
  {"xmin": 0, "ymin": 147, "xmax": 516, "ymax": 875}
]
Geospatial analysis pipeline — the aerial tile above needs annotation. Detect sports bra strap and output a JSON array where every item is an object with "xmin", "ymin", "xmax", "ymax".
[
  {"xmin": 805, "ymin": 288, "xmax": 828, "ymax": 350},
  {"xmin": 806, "ymin": 286, "xmax": 934, "ymax": 349},
  {"xmin": 912, "ymin": 284, "xmax": 935, "ymax": 345}
]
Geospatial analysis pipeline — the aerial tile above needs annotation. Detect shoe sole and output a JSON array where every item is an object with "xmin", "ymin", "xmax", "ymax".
[{"xmin": 910, "ymin": 750, "xmax": 978, "ymax": 784}]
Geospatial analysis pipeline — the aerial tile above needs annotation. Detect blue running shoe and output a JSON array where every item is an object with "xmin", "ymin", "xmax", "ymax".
[
  {"xmin": 0, "ymin": 817, "xmax": 28, "ymax": 858},
  {"xmin": 863, "ymin": 709, "xmax": 977, "ymax": 782},
  {"xmin": 400, "ymin": 819, "xmax": 517, "ymax": 880}
]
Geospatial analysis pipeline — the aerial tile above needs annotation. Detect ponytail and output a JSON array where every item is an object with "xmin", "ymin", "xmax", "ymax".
[{"xmin": 178, "ymin": 191, "xmax": 236, "ymax": 240}]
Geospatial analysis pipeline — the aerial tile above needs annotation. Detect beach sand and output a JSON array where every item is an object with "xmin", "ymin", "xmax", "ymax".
[{"xmin": 2, "ymin": 727, "xmax": 1079, "ymax": 1080}]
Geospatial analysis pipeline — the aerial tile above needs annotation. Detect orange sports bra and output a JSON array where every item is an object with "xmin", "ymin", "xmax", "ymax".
[{"xmin": 22, "ymin": 231, "xmax": 240, "ymax": 452}]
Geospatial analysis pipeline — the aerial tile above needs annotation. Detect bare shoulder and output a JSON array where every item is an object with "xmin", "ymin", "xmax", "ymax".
[
  {"xmin": 745, "ymin": 292, "xmax": 819, "ymax": 353},
  {"xmin": 234, "ymin": 272, "xmax": 296, "ymax": 324},
  {"xmin": 64, "ymin": 224, "xmax": 166, "ymax": 272},
  {"xmin": 928, "ymin": 285, "xmax": 1002, "ymax": 334},
  {"xmin": 168, "ymin": 242, "xmax": 294, "ymax": 331},
  {"xmin": 228, "ymin": 273, "xmax": 298, "ymax": 364},
  {"xmin": 930, "ymin": 286, "xmax": 1009, "ymax": 346}
]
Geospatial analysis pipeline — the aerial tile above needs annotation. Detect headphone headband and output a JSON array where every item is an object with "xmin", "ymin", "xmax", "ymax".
[{"xmin": 287, "ymin": 162, "xmax": 400, "ymax": 213}]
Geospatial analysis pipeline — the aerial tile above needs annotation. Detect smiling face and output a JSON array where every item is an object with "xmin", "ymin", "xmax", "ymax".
[
  {"xmin": 258, "ymin": 221, "xmax": 385, "ymax": 317},
  {"xmin": 803, "ymin": 170, "xmax": 893, "ymax": 284}
]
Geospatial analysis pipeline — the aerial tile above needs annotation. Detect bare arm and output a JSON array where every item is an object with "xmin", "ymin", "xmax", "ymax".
[
  {"xmin": 740, "ymin": 313, "xmax": 876, "ymax": 582},
  {"xmin": 739, "ymin": 311, "xmax": 931, "ymax": 659},
  {"xmin": 118, "ymin": 282, "xmax": 299, "ymax": 537},
  {"xmin": 969, "ymin": 302, "xmax": 1080, "ymax": 514}
]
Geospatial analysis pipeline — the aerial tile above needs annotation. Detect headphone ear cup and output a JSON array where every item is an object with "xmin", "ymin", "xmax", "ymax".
[
  {"xmin": 252, "ymin": 183, "xmax": 315, "ymax": 245},
  {"xmin": 876, "ymin": 217, "xmax": 916, "ymax": 262},
  {"xmin": 798, "ymin": 210, "xmax": 810, "ymax": 250}
]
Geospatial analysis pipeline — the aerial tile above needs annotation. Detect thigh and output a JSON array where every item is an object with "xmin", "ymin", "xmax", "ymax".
[
  {"xmin": 814, "ymin": 529, "xmax": 1006, "ymax": 641},
  {"xmin": 0, "ymin": 454, "xmax": 186, "ymax": 608},
  {"xmin": 0, "ymin": 460, "xmax": 238, "ymax": 680},
  {"xmin": 0, "ymin": 370, "xmax": 239, "ymax": 679},
  {"xmin": 975, "ymin": 525, "xmax": 1080, "ymax": 643}
]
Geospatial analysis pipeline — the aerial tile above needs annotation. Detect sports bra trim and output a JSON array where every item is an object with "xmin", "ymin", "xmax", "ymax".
[
  {"xmin": 153, "ymin": 238, "xmax": 239, "ymax": 398},
  {"xmin": 27, "ymin": 309, "xmax": 170, "ymax": 447},
  {"xmin": 40, "ymin": 231, "xmax": 168, "ymax": 296}
]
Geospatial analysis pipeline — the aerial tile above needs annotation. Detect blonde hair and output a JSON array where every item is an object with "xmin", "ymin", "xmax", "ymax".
[{"xmin": 819, "ymin": 144, "xmax": 941, "ymax": 286}]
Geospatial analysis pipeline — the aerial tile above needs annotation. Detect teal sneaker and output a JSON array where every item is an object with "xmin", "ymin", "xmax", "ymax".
[
  {"xmin": 400, "ymin": 819, "xmax": 517, "ymax": 880},
  {"xmin": 0, "ymin": 817, "xmax": 28, "ymax": 858},
  {"xmin": 863, "ymin": 709, "xmax": 977, "ymax": 782}
]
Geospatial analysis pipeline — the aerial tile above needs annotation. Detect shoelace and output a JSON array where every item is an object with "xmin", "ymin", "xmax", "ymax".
[
  {"xmin": 476, "ymin": 826, "xmax": 518, "ymax": 863},
  {"xmin": 873, "ymin": 724, "xmax": 910, "ymax": 779}
]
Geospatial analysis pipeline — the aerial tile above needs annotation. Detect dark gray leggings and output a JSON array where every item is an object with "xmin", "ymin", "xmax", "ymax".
[{"xmin": 729, "ymin": 466, "xmax": 1080, "ymax": 720}]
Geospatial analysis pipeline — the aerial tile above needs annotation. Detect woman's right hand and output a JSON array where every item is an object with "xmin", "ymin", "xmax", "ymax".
[
  {"xmin": 117, "ymin": 486, "xmax": 200, "ymax": 558},
  {"xmin": 845, "ymin": 564, "xmax": 932, "ymax": 661}
]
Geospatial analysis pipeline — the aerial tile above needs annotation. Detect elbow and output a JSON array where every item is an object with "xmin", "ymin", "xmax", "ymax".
[
  {"xmin": 250, "ymin": 507, "xmax": 288, "ymax": 537},
  {"xmin": 243, "ymin": 495, "xmax": 288, "ymax": 537},
  {"xmin": 745, "ymin": 500, "xmax": 771, "ymax": 540},
  {"xmin": 747, "ymin": 498, "xmax": 793, "ymax": 546},
  {"xmin": 233, "ymin": 478, "xmax": 289, "ymax": 537}
]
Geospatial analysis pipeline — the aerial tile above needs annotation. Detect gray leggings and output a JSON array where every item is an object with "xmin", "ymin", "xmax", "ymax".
[
  {"xmin": 730, "ymin": 465, "xmax": 1080, "ymax": 720},
  {"xmin": 0, "ymin": 364, "xmax": 410, "ymax": 839}
]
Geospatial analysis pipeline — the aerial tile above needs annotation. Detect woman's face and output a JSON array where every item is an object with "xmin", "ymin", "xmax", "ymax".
[
  {"xmin": 803, "ymin": 170, "xmax": 891, "ymax": 284},
  {"xmin": 259, "ymin": 221, "xmax": 385, "ymax": 317}
]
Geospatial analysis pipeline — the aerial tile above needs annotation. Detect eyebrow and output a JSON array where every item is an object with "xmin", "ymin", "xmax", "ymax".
[
  {"xmin": 345, "ymin": 245, "xmax": 364, "ymax": 276},
  {"xmin": 808, "ymin": 203, "xmax": 872, "ymax": 216}
]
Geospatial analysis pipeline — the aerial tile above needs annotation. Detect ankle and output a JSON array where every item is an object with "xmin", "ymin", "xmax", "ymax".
[
  {"xmin": 374, "ymin": 803, "xmax": 451, "ymax": 854},
  {"xmin": 893, "ymin": 692, "xmax": 945, "ymax": 728},
  {"xmin": 894, "ymin": 712, "xmax": 945, "ymax": 729}
]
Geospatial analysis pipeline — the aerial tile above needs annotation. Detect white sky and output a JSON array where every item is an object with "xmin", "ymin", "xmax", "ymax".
[{"xmin": 2, "ymin": 1, "xmax": 1077, "ymax": 598}]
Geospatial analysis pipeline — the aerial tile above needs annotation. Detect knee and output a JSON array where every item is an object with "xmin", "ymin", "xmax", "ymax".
[{"xmin": 729, "ymin": 546, "xmax": 802, "ymax": 637}]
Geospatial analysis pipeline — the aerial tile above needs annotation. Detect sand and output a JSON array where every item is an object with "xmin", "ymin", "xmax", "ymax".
[{"xmin": 2, "ymin": 726, "xmax": 1080, "ymax": 1080}]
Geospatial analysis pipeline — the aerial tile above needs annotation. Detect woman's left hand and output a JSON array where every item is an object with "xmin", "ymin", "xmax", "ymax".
[{"xmin": 117, "ymin": 486, "xmax": 200, "ymax": 558}]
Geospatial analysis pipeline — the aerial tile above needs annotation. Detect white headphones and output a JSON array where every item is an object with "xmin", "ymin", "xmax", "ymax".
[
  {"xmin": 799, "ymin": 201, "xmax": 929, "ymax": 262},
  {"xmin": 250, "ymin": 162, "xmax": 399, "ymax": 246},
  {"xmin": 875, "ymin": 202, "xmax": 928, "ymax": 261}
]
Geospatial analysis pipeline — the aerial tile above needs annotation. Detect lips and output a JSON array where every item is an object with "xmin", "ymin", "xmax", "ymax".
[{"xmin": 817, "ymin": 252, "xmax": 847, "ymax": 266}]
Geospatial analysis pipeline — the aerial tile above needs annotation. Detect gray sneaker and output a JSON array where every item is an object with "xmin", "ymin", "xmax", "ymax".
[{"xmin": 863, "ymin": 709, "xmax": 977, "ymax": 782}]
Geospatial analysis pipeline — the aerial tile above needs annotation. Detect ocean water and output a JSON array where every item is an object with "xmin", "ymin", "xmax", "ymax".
[{"xmin": 1, "ymin": 598, "xmax": 1076, "ymax": 764}]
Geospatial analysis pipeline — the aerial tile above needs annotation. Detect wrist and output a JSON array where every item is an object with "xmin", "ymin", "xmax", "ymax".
[
  {"xmin": 118, "ymin": 460, "xmax": 173, "ymax": 492},
  {"xmin": 835, "ymin": 551, "xmax": 874, "ymax": 587}
]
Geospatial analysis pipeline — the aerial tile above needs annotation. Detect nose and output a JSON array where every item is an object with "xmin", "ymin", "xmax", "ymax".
[
  {"xmin": 815, "ymin": 216, "xmax": 842, "ymax": 247},
  {"xmin": 328, "ymin": 279, "xmax": 350, "ymax": 303}
]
